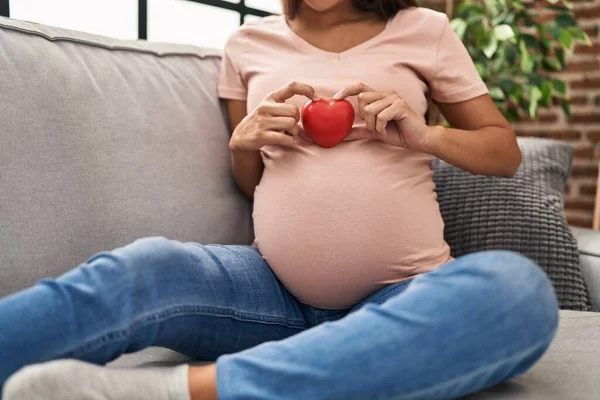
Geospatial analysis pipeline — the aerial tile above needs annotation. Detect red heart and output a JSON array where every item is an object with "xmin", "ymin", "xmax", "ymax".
[{"xmin": 301, "ymin": 99, "xmax": 355, "ymax": 148}]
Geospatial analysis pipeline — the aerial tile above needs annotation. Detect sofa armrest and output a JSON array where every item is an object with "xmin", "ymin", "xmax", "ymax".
[{"xmin": 570, "ymin": 226, "xmax": 600, "ymax": 310}]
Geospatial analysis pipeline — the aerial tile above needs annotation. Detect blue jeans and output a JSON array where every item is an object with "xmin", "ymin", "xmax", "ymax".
[{"xmin": 0, "ymin": 236, "xmax": 559, "ymax": 399}]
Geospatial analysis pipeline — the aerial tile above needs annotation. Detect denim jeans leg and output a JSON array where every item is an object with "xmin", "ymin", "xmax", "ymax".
[
  {"xmin": 0, "ymin": 237, "xmax": 309, "ymax": 388},
  {"xmin": 216, "ymin": 250, "xmax": 559, "ymax": 400}
]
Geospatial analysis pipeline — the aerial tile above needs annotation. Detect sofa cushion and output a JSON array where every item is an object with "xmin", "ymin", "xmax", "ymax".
[
  {"xmin": 432, "ymin": 138, "xmax": 595, "ymax": 311},
  {"xmin": 570, "ymin": 227, "xmax": 600, "ymax": 310},
  {"xmin": 0, "ymin": 17, "xmax": 252, "ymax": 297}
]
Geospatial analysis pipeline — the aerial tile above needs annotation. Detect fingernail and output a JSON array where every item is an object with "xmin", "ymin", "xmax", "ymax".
[{"xmin": 332, "ymin": 93, "xmax": 340, "ymax": 100}]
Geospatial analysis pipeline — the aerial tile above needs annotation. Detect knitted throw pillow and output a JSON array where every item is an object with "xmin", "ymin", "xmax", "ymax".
[{"xmin": 432, "ymin": 137, "xmax": 595, "ymax": 311}]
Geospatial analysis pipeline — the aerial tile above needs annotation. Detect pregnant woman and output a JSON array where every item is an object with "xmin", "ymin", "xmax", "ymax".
[{"xmin": 2, "ymin": 0, "xmax": 559, "ymax": 399}]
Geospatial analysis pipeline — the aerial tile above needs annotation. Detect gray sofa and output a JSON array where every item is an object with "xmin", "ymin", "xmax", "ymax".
[{"xmin": 1, "ymin": 16, "xmax": 599, "ymax": 400}]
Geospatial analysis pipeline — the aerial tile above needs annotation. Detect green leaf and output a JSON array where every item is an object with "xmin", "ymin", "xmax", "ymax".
[
  {"xmin": 548, "ymin": 23, "xmax": 562, "ymax": 39},
  {"xmin": 475, "ymin": 25, "xmax": 488, "ymax": 48},
  {"xmin": 529, "ymin": 86, "xmax": 543, "ymax": 118},
  {"xmin": 530, "ymin": 74, "xmax": 543, "ymax": 87},
  {"xmin": 504, "ymin": 43, "xmax": 519, "ymax": 63},
  {"xmin": 456, "ymin": 2, "xmax": 471, "ymax": 15},
  {"xmin": 505, "ymin": 106, "xmax": 521, "ymax": 122},
  {"xmin": 570, "ymin": 27, "xmax": 592, "ymax": 45},
  {"xmin": 561, "ymin": 100, "xmax": 571, "ymax": 117},
  {"xmin": 536, "ymin": 25, "xmax": 547, "ymax": 39},
  {"xmin": 556, "ymin": 13, "xmax": 577, "ymax": 28},
  {"xmin": 466, "ymin": 14, "xmax": 484, "ymax": 25},
  {"xmin": 494, "ymin": 24, "xmax": 515, "ymax": 41},
  {"xmin": 521, "ymin": 34, "xmax": 538, "ymax": 49},
  {"xmin": 450, "ymin": 18, "xmax": 468, "ymax": 40},
  {"xmin": 540, "ymin": 37, "xmax": 551, "ymax": 55},
  {"xmin": 541, "ymin": 81, "xmax": 553, "ymax": 105},
  {"xmin": 490, "ymin": 87, "xmax": 506, "ymax": 100},
  {"xmin": 483, "ymin": 35, "xmax": 499, "ymax": 58},
  {"xmin": 520, "ymin": 40, "xmax": 534, "ymax": 73},
  {"xmin": 542, "ymin": 58, "xmax": 562, "ymax": 71},
  {"xmin": 498, "ymin": 79, "xmax": 515, "ymax": 92},
  {"xmin": 509, "ymin": 85, "xmax": 523, "ymax": 103},
  {"xmin": 485, "ymin": 0, "xmax": 499, "ymax": 18},
  {"xmin": 552, "ymin": 79, "xmax": 567, "ymax": 97},
  {"xmin": 513, "ymin": 1, "xmax": 524, "ymax": 12},
  {"xmin": 559, "ymin": 29, "xmax": 574, "ymax": 51},
  {"xmin": 556, "ymin": 47, "xmax": 566, "ymax": 68},
  {"xmin": 475, "ymin": 62, "xmax": 486, "ymax": 76},
  {"xmin": 457, "ymin": 2, "xmax": 486, "ymax": 16}
]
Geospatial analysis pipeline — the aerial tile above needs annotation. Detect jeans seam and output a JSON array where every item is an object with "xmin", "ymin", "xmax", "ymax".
[
  {"xmin": 63, "ymin": 305, "xmax": 307, "ymax": 358},
  {"xmin": 393, "ymin": 329, "xmax": 557, "ymax": 400},
  {"xmin": 364, "ymin": 279, "xmax": 413, "ymax": 306},
  {"xmin": 210, "ymin": 244, "xmax": 309, "ymax": 327}
]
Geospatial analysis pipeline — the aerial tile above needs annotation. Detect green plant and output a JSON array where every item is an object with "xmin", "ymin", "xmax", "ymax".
[{"xmin": 448, "ymin": 0, "xmax": 591, "ymax": 121}]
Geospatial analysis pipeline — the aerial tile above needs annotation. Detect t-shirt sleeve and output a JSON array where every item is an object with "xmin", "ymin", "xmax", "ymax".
[
  {"xmin": 218, "ymin": 31, "xmax": 248, "ymax": 101},
  {"xmin": 428, "ymin": 17, "xmax": 489, "ymax": 103}
]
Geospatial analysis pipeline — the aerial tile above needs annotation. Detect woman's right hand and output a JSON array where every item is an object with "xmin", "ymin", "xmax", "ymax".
[{"xmin": 229, "ymin": 81, "xmax": 319, "ymax": 152}]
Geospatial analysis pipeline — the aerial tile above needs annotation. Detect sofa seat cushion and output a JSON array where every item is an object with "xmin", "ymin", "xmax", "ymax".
[
  {"xmin": 466, "ymin": 310, "xmax": 600, "ymax": 399},
  {"xmin": 109, "ymin": 310, "xmax": 600, "ymax": 399}
]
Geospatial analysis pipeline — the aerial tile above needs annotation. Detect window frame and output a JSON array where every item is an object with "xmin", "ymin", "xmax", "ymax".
[{"xmin": 0, "ymin": 0, "xmax": 272, "ymax": 39}]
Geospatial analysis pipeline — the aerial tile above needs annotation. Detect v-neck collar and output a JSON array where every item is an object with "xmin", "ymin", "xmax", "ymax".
[{"xmin": 281, "ymin": 14, "xmax": 395, "ymax": 59}]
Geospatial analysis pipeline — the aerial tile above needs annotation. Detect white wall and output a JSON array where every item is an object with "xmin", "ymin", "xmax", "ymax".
[{"xmin": 9, "ymin": 0, "xmax": 282, "ymax": 48}]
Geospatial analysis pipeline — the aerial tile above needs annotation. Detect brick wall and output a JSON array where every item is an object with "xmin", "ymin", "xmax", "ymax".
[
  {"xmin": 423, "ymin": 0, "xmax": 600, "ymax": 228},
  {"xmin": 514, "ymin": 0, "xmax": 600, "ymax": 228}
]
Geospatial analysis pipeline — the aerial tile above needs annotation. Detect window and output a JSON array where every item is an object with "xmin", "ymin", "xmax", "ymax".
[
  {"xmin": 2, "ymin": 0, "xmax": 278, "ymax": 48},
  {"xmin": 148, "ymin": 0, "xmax": 239, "ymax": 48},
  {"xmin": 246, "ymin": 0, "xmax": 281, "ymax": 14},
  {"xmin": 9, "ymin": 0, "xmax": 138, "ymax": 40}
]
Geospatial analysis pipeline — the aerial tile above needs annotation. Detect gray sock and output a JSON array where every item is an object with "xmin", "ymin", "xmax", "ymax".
[{"xmin": 2, "ymin": 359, "xmax": 192, "ymax": 400}]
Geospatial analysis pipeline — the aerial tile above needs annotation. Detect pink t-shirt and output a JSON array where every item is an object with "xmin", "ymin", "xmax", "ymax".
[{"xmin": 218, "ymin": 7, "xmax": 489, "ymax": 309}]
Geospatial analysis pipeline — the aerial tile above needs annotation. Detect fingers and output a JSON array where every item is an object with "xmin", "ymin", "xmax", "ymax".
[
  {"xmin": 268, "ymin": 81, "xmax": 319, "ymax": 103},
  {"xmin": 255, "ymin": 103, "xmax": 301, "ymax": 136},
  {"xmin": 364, "ymin": 97, "xmax": 394, "ymax": 133},
  {"xmin": 354, "ymin": 91, "xmax": 406, "ymax": 136},
  {"xmin": 357, "ymin": 91, "xmax": 387, "ymax": 120},
  {"xmin": 266, "ymin": 117, "xmax": 301, "ymax": 136},
  {"xmin": 332, "ymin": 82, "xmax": 375, "ymax": 100},
  {"xmin": 376, "ymin": 100, "xmax": 408, "ymax": 136},
  {"xmin": 256, "ymin": 103, "xmax": 301, "ymax": 120},
  {"xmin": 261, "ymin": 131, "xmax": 296, "ymax": 147},
  {"xmin": 375, "ymin": 106, "xmax": 398, "ymax": 136}
]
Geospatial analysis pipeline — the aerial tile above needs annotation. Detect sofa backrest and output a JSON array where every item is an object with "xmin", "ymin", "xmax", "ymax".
[{"xmin": 0, "ymin": 17, "xmax": 253, "ymax": 297}]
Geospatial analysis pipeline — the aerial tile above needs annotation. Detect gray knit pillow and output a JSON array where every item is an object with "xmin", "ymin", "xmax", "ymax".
[{"xmin": 432, "ymin": 137, "xmax": 595, "ymax": 311}]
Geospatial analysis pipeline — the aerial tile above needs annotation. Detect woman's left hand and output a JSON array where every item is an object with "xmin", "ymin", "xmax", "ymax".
[{"xmin": 333, "ymin": 82, "xmax": 432, "ymax": 152}]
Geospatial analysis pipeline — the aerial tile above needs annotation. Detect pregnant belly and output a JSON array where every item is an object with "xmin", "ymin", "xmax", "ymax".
[{"xmin": 253, "ymin": 139, "xmax": 452, "ymax": 309}]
